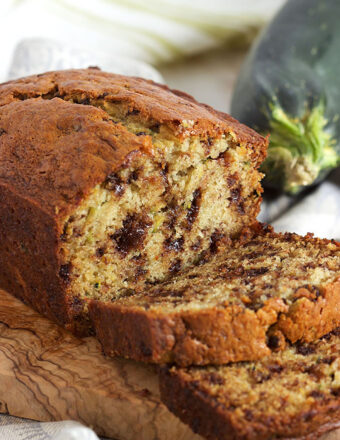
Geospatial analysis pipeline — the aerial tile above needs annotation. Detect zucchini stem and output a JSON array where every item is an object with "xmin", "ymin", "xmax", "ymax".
[{"xmin": 261, "ymin": 101, "xmax": 340, "ymax": 194}]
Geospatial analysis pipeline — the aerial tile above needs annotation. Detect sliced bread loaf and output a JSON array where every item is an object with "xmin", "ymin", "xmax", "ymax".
[
  {"xmin": 159, "ymin": 328, "xmax": 340, "ymax": 440},
  {"xmin": 89, "ymin": 224, "xmax": 340, "ymax": 365},
  {"xmin": 0, "ymin": 68, "xmax": 265, "ymax": 334}
]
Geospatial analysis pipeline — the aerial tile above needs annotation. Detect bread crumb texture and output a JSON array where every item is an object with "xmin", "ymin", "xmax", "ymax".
[
  {"xmin": 89, "ymin": 226, "xmax": 340, "ymax": 365},
  {"xmin": 160, "ymin": 328, "xmax": 340, "ymax": 440}
]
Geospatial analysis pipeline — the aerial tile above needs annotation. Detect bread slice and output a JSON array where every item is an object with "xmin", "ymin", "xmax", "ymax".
[
  {"xmin": 89, "ymin": 224, "xmax": 340, "ymax": 365},
  {"xmin": 0, "ymin": 68, "xmax": 265, "ymax": 334},
  {"xmin": 159, "ymin": 328, "xmax": 340, "ymax": 440}
]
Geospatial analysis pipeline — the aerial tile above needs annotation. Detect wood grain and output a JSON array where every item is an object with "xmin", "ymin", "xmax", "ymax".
[{"xmin": 0, "ymin": 288, "xmax": 202, "ymax": 440}]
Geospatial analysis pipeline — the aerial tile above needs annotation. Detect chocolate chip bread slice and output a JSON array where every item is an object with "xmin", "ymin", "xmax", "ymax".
[
  {"xmin": 89, "ymin": 224, "xmax": 340, "ymax": 365},
  {"xmin": 159, "ymin": 329, "xmax": 340, "ymax": 440},
  {"xmin": 0, "ymin": 68, "xmax": 265, "ymax": 334}
]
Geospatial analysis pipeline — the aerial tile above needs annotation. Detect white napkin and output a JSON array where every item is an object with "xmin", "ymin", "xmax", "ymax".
[
  {"xmin": 0, "ymin": 416, "xmax": 100, "ymax": 440},
  {"xmin": 0, "ymin": 0, "xmax": 285, "ymax": 82},
  {"xmin": 8, "ymin": 38, "xmax": 163, "ymax": 83},
  {"xmin": 259, "ymin": 167, "xmax": 340, "ymax": 240}
]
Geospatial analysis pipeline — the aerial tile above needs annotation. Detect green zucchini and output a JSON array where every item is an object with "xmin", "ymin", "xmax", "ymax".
[{"xmin": 231, "ymin": 0, "xmax": 340, "ymax": 194}]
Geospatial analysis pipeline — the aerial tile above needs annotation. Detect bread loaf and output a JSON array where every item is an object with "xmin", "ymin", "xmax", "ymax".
[{"xmin": 0, "ymin": 68, "xmax": 265, "ymax": 334}]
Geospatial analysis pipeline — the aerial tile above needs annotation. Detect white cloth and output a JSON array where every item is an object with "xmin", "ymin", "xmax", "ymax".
[
  {"xmin": 0, "ymin": 0, "xmax": 285, "ymax": 81},
  {"xmin": 8, "ymin": 38, "xmax": 163, "ymax": 83},
  {"xmin": 0, "ymin": 416, "xmax": 100, "ymax": 440},
  {"xmin": 259, "ymin": 167, "xmax": 340, "ymax": 240}
]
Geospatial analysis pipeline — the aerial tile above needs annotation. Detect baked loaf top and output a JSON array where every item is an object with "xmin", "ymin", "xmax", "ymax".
[
  {"xmin": 0, "ymin": 98, "xmax": 150, "ymax": 217},
  {"xmin": 89, "ymin": 224, "xmax": 340, "ymax": 365},
  {"xmin": 0, "ymin": 68, "xmax": 265, "ymax": 145},
  {"xmin": 159, "ymin": 328, "xmax": 340, "ymax": 440}
]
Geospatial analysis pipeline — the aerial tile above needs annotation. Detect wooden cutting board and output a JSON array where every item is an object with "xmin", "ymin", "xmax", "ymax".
[
  {"xmin": 0, "ymin": 288, "xmax": 202, "ymax": 440},
  {"xmin": 0, "ymin": 288, "xmax": 339, "ymax": 440}
]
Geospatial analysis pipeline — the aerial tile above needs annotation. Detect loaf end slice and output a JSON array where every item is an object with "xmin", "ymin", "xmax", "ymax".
[
  {"xmin": 89, "ymin": 225, "xmax": 340, "ymax": 365},
  {"xmin": 159, "ymin": 328, "xmax": 340, "ymax": 440},
  {"xmin": 0, "ymin": 68, "xmax": 266, "ymax": 334}
]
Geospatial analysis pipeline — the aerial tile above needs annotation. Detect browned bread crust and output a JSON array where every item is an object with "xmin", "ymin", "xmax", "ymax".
[
  {"xmin": 0, "ymin": 68, "xmax": 267, "ymax": 335},
  {"xmin": 0, "ymin": 68, "xmax": 266, "ymax": 154},
  {"xmin": 159, "ymin": 329, "xmax": 340, "ymax": 440},
  {"xmin": 89, "ymin": 224, "xmax": 340, "ymax": 366}
]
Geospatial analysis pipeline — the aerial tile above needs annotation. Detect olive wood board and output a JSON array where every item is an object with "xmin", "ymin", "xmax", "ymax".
[
  {"xmin": 0, "ymin": 288, "xmax": 202, "ymax": 440},
  {"xmin": 0, "ymin": 288, "xmax": 338, "ymax": 440}
]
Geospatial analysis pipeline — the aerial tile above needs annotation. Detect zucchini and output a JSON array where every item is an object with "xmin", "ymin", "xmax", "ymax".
[{"xmin": 231, "ymin": 0, "xmax": 340, "ymax": 194}]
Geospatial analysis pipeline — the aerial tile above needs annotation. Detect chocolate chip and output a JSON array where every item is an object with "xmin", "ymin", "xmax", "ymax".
[
  {"xmin": 135, "ymin": 266, "xmax": 147, "ymax": 280},
  {"xmin": 230, "ymin": 187, "xmax": 241, "ymax": 202},
  {"xmin": 164, "ymin": 236, "xmax": 184, "ymax": 252},
  {"xmin": 309, "ymin": 390, "xmax": 324, "ymax": 399},
  {"xmin": 105, "ymin": 172, "xmax": 124, "ymax": 196},
  {"xmin": 228, "ymin": 186, "xmax": 245, "ymax": 214},
  {"xmin": 296, "ymin": 344, "xmax": 315, "ymax": 356},
  {"xmin": 244, "ymin": 251, "xmax": 262, "ymax": 260},
  {"xmin": 302, "ymin": 410, "xmax": 318, "ymax": 422},
  {"xmin": 59, "ymin": 263, "xmax": 71, "ymax": 282},
  {"xmin": 186, "ymin": 189, "xmax": 202, "ymax": 230},
  {"xmin": 111, "ymin": 213, "xmax": 151, "ymax": 256},
  {"xmin": 267, "ymin": 364, "xmax": 284, "ymax": 374},
  {"xmin": 60, "ymin": 229, "xmax": 67, "ymax": 242},
  {"xmin": 127, "ymin": 169, "xmax": 139, "ymax": 183},
  {"xmin": 245, "ymin": 267, "xmax": 269, "ymax": 277},
  {"xmin": 205, "ymin": 372, "xmax": 225, "ymax": 385},
  {"xmin": 136, "ymin": 131, "xmax": 146, "ymax": 136},
  {"xmin": 267, "ymin": 335, "xmax": 280, "ymax": 350},
  {"xmin": 331, "ymin": 388, "xmax": 340, "ymax": 397},
  {"xmin": 169, "ymin": 259, "xmax": 181, "ymax": 273},
  {"xmin": 207, "ymin": 137, "xmax": 213, "ymax": 146},
  {"xmin": 96, "ymin": 247, "xmax": 105, "ymax": 257},
  {"xmin": 160, "ymin": 164, "xmax": 169, "ymax": 191},
  {"xmin": 251, "ymin": 370, "xmax": 271, "ymax": 384},
  {"xmin": 210, "ymin": 231, "xmax": 224, "ymax": 254},
  {"xmin": 227, "ymin": 175, "xmax": 237, "ymax": 188},
  {"xmin": 320, "ymin": 356, "xmax": 336, "ymax": 365},
  {"xmin": 191, "ymin": 238, "xmax": 202, "ymax": 252},
  {"xmin": 165, "ymin": 204, "xmax": 179, "ymax": 230}
]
